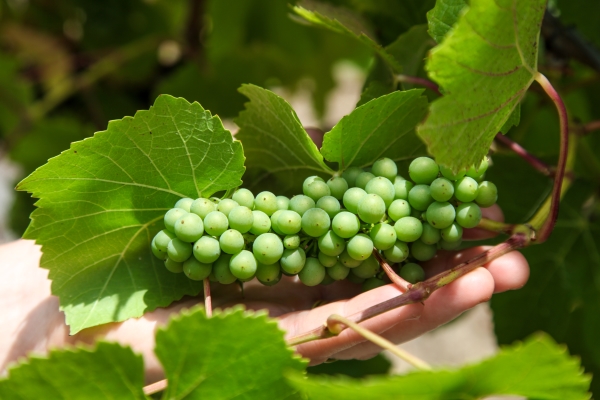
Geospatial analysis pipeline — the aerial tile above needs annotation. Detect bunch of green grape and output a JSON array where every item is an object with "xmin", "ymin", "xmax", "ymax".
[{"xmin": 151, "ymin": 156, "xmax": 497, "ymax": 291}]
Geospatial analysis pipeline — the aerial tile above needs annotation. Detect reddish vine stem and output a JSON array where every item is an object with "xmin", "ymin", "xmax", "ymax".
[
  {"xmin": 287, "ymin": 234, "xmax": 528, "ymax": 346},
  {"xmin": 534, "ymin": 73, "xmax": 570, "ymax": 243},
  {"xmin": 396, "ymin": 75, "xmax": 441, "ymax": 95},
  {"xmin": 204, "ymin": 278, "xmax": 213, "ymax": 317},
  {"xmin": 372, "ymin": 250, "xmax": 410, "ymax": 291},
  {"xmin": 582, "ymin": 120, "xmax": 600, "ymax": 134},
  {"xmin": 494, "ymin": 133, "xmax": 554, "ymax": 177}
]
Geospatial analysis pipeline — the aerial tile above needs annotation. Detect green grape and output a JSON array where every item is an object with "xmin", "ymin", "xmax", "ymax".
[
  {"xmin": 298, "ymin": 257, "xmax": 326, "ymax": 286},
  {"xmin": 318, "ymin": 230, "xmax": 345, "ymax": 256},
  {"xmin": 342, "ymin": 187, "xmax": 367, "ymax": 214},
  {"xmin": 441, "ymin": 223, "xmax": 463, "ymax": 243},
  {"xmin": 204, "ymin": 211, "xmax": 229, "ymax": 236},
  {"xmin": 383, "ymin": 240, "xmax": 409, "ymax": 263},
  {"xmin": 440, "ymin": 239, "xmax": 462, "ymax": 250},
  {"xmin": 357, "ymin": 194, "xmax": 386, "ymax": 224},
  {"xmin": 393, "ymin": 177, "xmax": 413, "ymax": 200},
  {"xmin": 394, "ymin": 216, "xmax": 423, "ymax": 242},
  {"xmin": 327, "ymin": 177, "xmax": 349, "ymax": 200},
  {"xmin": 362, "ymin": 277, "xmax": 387, "ymax": 291},
  {"xmin": 164, "ymin": 208, "xmax": 188, "ymax": 232},
  {"xmin": 454, "ymin": 177, "xmax": 479, "ymax": 202},
  {"xmin": 289, "ymin": 195, "xmax": 316, "ymax": 216},
  {"xmin": 475, "ymin": 181, "xmax": 498, "ymax": 207},
  {"xmin": 154, "ymin": 229, "xmax": 176, "ymax": 252},
  {"xmin": 190, "ymin": 198, "xmax": 216, "ymax": 218},
  {"xmin": 252, "ymin": 233, "xmax": 284, "ymax": 264},
  {"xmin": 217, "ymin": 199, "xmax": 239, "ymax": 217},
  {"xmin": 183, "ymin": 258, "xmax": 212, "ymax": 281},
  {"xmin": 331, "ymin": 211, "xmax": 360, "ymax": 238},
  {"xmin": 347, "ymin": 274, "xmax": 366, "ymax": 284},
  {"xmin": 249, "ymin": 210, "xmax": 271, "ymax": 235},
  {"xmin": 426, "ymin": 201, "xmax": 456, "ymax": 229},
  {"xmin": 339, "ymin": 249, "xmax": 363, "ymax": 268},
  {"xmin": 371, "ymin": 158, "xmax": 398, "ymax": 181},
  {"xmin": 167, "ymin": 238, "xmax": 193, "ymax": 262},
  {"xmin": 410, "ymin": 209, "xmax": 425, "ymax": 220},
  {"xmin": 151, "ymin": 238, "xmax": 168, "ymax": 260},
  {"xmin": 320, "ymin": 274, "xmax": 335, "ymax": 285},
  {"xmin": 365, "ymin": 177, "xmax": 395, "ymax": 207},
  {"xmin": 213, "ymin": 254, "xmax": 236, "ymax": 284},
  {"xmin": 277, "ymin": 210, "xmax": 302, "ymax": 235},
  {"xmin": 370, "ymin": 223, "xmax": 397, "ymax": 250},
  {"xmin": 421, "ymin": 222, "xmax": 441, "ymax": 245},
  {"xmin": 229, "ymin": 250, "xmax": 257, "ymax": 280},
  {"xmin": 430, "ymin": 178, "xmax": 454, "ymax": 202},
  {"xmin": 408, "ymin": 185, "xmax": 434, "ymax": 211},
  {"xmin": 409, "ymin": 157, "xmax": 439, "ymax": 184},
  {"xmin": 232, "ymin": 188, "xmax": 255, "ymax": 209},
  {"xmin": 316, "ymin": 196, "xmax": 341, "ymax": 219},
  {"xmin": 439, "ymin": 165, "xmax": 466, "ymax": 181},
  {"xmin": 318, "ymin": 251, "xmax": 338, "ymax": 267},
  {"xmin": 399, "ymin": 263, "xmax": 425, "ymax": 283},
  {"xmin": 193, "ymin": 236, "xmax": 221, "ymax": 263},
  {"xmin": 175, "ymin": 198, "xmax": 194, "ymax": 212},
  {"xmin": 254, "ymin": 191, "xmax": 278, "ymax": 216},
  {"xmin": 388, "ymin": 199, "xmax": 411, "ymax": 221},
  {"xmin": 347, "ymin": 234, "xmax": 374, "ymax": 261},
  {"xmin": 455, "ymin": 202, "xmax": 482, "ymax": 228},
  {"xmin": 280, "ymin": 248, "xmax": 306, "ymax": 274},
  {"xmin": 466, "ymin": 157, "xmax": 489, "ymax": 179},
  {"xmin": 411, "ymin": 240, "xmax": 437, "ymax": 261},
  {"xmin": 270, "ymin": 210, "xmax": 285, "ymax": 235},
  {"xmin": 301, "ymin": 208, "xmax": 331, "ymax": 237},
  {"xmin": 276, "ymin": 195, "xmax": 290, "ymax": 211},
  {"xmin": 303, "ymin": 176, "xmax": 324, "ymax": 194},
  {"xmin": 219, "ymin": 229, "xmax": 245, "ymax": 254},
  {"xmin": 305, "ymin": 179, "xmax": 331, "ymax": 202},
  {"xmin": 174, "ymin": 213, "xmax": 204, "ymax": 242},
  {"xmin": 342, "ymin": 167, "xmax": 364, "ymax": 187},
  {"xmin": 352, "ymin": 255, "xmax": 380, "ymax": 279},
  {"xmin": 165, "ymin": 258, "xmax": 183, "ymax": 273},
  {"xmin": 327, "ymin": 262, "xmax": 350, "ymax": 280},
  {"xmin": 283, "ymin": 234, "xmax": 300, "ymax": 249},
  {"xmin": 256, "ymin": 262, "xmax": 282, "ymax": 286},
  {"xmin": 355, "ymin": 171, "xmax": 375, "ymax": 189}
]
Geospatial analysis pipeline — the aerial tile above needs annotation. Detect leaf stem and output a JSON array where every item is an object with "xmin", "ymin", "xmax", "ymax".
[
  {"xmin": 204, "ymin": 278, "xmax": 213, "ymax": 317},
  {"xmin": 326, "ymin": 314, "xmax": 431, "ymax": 370},
  {"xmin": 578, "ymin": 120, "xmax": 600, "ymax": 135},
  {"xmin": 494, "ymin": 133, "xmax": 553, "ymax": 177},
  {"xmin": 143, "ymin": 379, "xmax": 167, "ymax": 396},
  {"xmin": 395, "ymin": 75, "xmax": 441, "ymax": 95},
  {"xmin": 372, "ymin": 249, "xmax": 410, "ymax": 291}
]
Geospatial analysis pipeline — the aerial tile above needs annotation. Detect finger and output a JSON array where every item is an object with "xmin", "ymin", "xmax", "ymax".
[{"xmin": 463, "ymin": 204, "xmax": 504, "ymax": 240}]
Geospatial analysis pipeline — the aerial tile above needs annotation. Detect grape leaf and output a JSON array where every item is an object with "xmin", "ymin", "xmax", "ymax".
[
  {"xmin": 417, "ymin": 0, "xmax": 546, "ymax": 171},
  {"xmin": 426, "ymin": 0, "xmax": 467, "ymax": 43},
  {"xmin": 0, "ymin": 342, "xmax": 145, "ymax": 399},
  {"xmin": 287, "ymin": 333, "xmax": 591, "ymax": 399},
  {"xmin": 235, "ymin": 84, "xmax": 333, "ymax": 195},
  {"xmin": 155, "ymin": 306, "xmax": 307, "ymax": 399},
  {"xmin": 17, "ymin": 95, "xmax": 245, "ymax": 333},
  {"xmin": 321, "ymin": 90, "xmax": 428, "ymax": 171}
]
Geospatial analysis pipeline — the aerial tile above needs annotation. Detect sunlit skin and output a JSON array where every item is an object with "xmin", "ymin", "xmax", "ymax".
[{"xmin": 0, "ymin": 204, "xmax": 528, "ymax": 385}]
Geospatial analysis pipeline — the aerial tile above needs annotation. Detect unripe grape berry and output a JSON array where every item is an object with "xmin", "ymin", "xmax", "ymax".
[
  {"xmin": 232, "ymin": 188, "xmax": 255, "ymax": 209},
  {"xmin": 164, "ymin": 208, "xmax": 188, "ymax": 232},
  {"xmin": 320, "ymin": 274, "xmax": 335, "ymax": 285},
  {"xmin": 256, "ymin": 262, "xmax": 282, "ymax": 286},
  {"xmin": 301, "ymin": 208, "xmax": 331, "ymax": 237},
  {"xmin": 249, "ymin": 210, "xmax": 271, "ymax": 235},
  {"xmin": 154, "ymin": 229, "xmax": 176, "ymax": 252},
  {"xmin": 193, "ymin": 236, "xmax": 221, "ymax": 263},
  {"xmin": 252, "ymin": 233, "xmax": 284, "ymax": 265},
  {"xmin": 455, "ymin": 202, "xmax": 482, "ymax": 228},
  {"xmin": 183, "ymin": 258, "xmax": 212, "ymax": 281},
  {"xmin": 365, "ymin": 176, "xmax": 395, "ymax": 207},
  {"xmin": 355, "ymin": 171, "xmax": 375, "ymax": 189},
  {"xmin": 342, "ymin": 187, "xmax": 367, "ymax": 214},
  {"xmin": 318, "ymin": 230, "xmax": 345, "ymax": 256},
  {"xmin": 270, "ymin": 210, "xmax": 285, "ymax": 235},
  {"xmin": 327, "ymin": 262, "xmax": 350, "ymax": 280},
  {"xmin": 217, "ymin": 199, "xmax": 239, "ymax": 217},
  {"xmin": 228, "ymin": 206, "xmax": 254, "ymax": 233},
  {"xmin": 305, "ymin": 179, "xmax": 331, "ymax": 202},
  {"xmin": 362, "ymin": 277, "xmax": 386, "ymax": 291},
  {"xmin": 229, "ymin": 250, "xmax": 257, "ymax": 280},
  {"xmin": 342, "ymin": 167, "xmax": 364, "ymax": 187},
  {"xmin": 254, "ymin": 191, "xmax": 278, "ymax": 216},
  {"xmin": 426, "ymin": 201, "xmax": 456, "ymax": 229},
  {"xmin": 318, "ymin": 251, "xmax": 338, "ymax": 267},
  {"xmin": 430, "ymin": 177, "xmax": 454, "ymax": 202},
  {"xmin": 277, "ymin": 210, "xmax": 302, "ymax": 235},
  {"xmin": 399, "ymin": 263, "xmax": 425, "ymax": 283},
  {"xmin": 347, "ymin": 274, "xmax": 366, "ymax": 284},
  {"xmin": 441, "ymin": 222, "xmax": 463, "ymax": 242},
  {"xmin": 388, "ymin": 199, "xmax": 411, "ymax": 221},
  {"xmin": 316, "ymin": 196, "xmax": 341, "ymax": 219},
  {"xmin": 174, "ymin": 213, "xmax": 204, "ymax": 242},
  {"xmin": 190, "ymin": 198, "xmax": 216, "ymax": 219},
  {"xmin": 393, "ymin": 177, "xmax": 413, "ymax": 200},
  {"xmin": 327, "ymin": 177, "xmax": 349, "ymax": 200},
  {"xmin": 394, "ymin": 216, "xmax": 423, "ymax": 242},
  {"xmin": 351, "ymin": 255, "xmax": 380, "ymax": 279},
  {"xmin": 454, "ymin": 177, "xmax": 479, "ymax": 202},
  {"xmin": 339, "ymin": 249, "xmax": 363, "ymax": 268},
  {"xmin": 411, "ymin": 240, "xmax": 437, "ymax": 261},
  {"xmin": 175, "ymin": 198, "xmax": 194, "ymax": 212},
  {"xmin": 383, "ymin": 240, "xmax": 409, "ymax": 263},
  {"xmin": 204, "ymin": 211, "xmax": 229, "ymax": 236},
  {"xmin": 283, "ymin": 234, "xmax": 300, "ymax": 249},
  {"xmin": 370, "ymin": 223, "xmax": 397, "ymax": 250},
  {"xmin": 371, "ymin": 158, "xmax": 398, "ymax": 181},
  {"xmin": 408, "ymin": 184, "xmax": 434, "ymax": 211},
  {"xmin": 440, "ymin": 239, "xmax": 462, "ymax": 250},
  {"xmin": 302, "ymin": 176, "xmax": 324, "ymax": 194},
  {"xmin": 357, "ymin": 193, "xmax": 386, "ymax": 224},
  {"xmin": 151, "ymin": 238, "xmax": 168, "ymax": 260},
  {"xmin": 298, "ymin": 257, "xmax": 326, "ymax": 286},
  {"xmin": 439, "ymin": 165, "xmax": 466, "ymax": 181},
  {"xmin": 167, "ymin": 238, "xmax": 193, "ymax": 262},
  {"xmin": 219, "ymin": 229, "xmax": 245, "ymax": 254},
  {"xmin": 409, "ymin": 157, "xmax": 439, "ymax": 184},
  {"xmin": 421, "ymin": 222, "xmax": 441, "ymax": 245},
  {"xmin": 466, "ymin": 157, "xmax": 489, "ymax": 179},
  {"xmin": 276, "ymin": 196, "xmax": 290, "ymax": 211},
  {"xmin": 289, "ymin": 195, "xmax": 315, "ymax": 216},
  {"xmin": 165, "ymin": 258, "xmax": 183, "ymax": 273},
  {"xmin": 475, "ymin": 181, "xmax": 498, "ymax": 207},
  {"xmin": 280, "ymin": 247, "xmax": 306, "ymax": 274},
  {"xmin": 213, "ymin": 254, "xmax": 236, "ymax": 284},
  {"xmin": 331, "ymin": 211, "xmax": 360, "ymax": 238}
]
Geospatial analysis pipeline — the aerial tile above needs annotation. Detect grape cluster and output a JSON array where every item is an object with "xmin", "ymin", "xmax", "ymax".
[{"xmin": 151, "ymin": 156, "xmax": 498, "ymax": 291}]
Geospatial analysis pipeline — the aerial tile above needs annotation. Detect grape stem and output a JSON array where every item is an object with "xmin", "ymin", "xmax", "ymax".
[
  {"xmin": 395, "ymin": 75, "xmax": 441, "ymax": 95},
  {"xmin": 372, "ymin": 250, "xmax": 410, "ymax": 291},
  {"xmin": 204, "ymin": 278, "xmax": 213, "ymax": 317},
  {"xmin": 326, "ymin": 314, "xmax": 431, "ymax": 370},
  {"xmin": 143, "ymin": 379, "xmax": 167, "ymax": 396},
  {"xmin": 494, "ymin": 133, "xmax": 554, "ymax": 177},
  {"xmin": 578, "ymin": 120, "xmax": 600, "ymax": 134}
]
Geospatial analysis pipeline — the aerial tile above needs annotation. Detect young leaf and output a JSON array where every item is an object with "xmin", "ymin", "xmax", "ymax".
[
  {"xmin": 235, "ymin": 84, "xmax": 333, "ymax": 194},
  {"xmin": 287, "ymin": 334, "xmax": 591, "ymax": 399},
  {"xmin": 155, "ymin": 307, "xmax": 307, "ymax": 399},
  {"xmin": 0, "ymin": 342, "xmax": 146, "ymax": 399},
  {"xmin": 426, "ymin": 0, "xmax": 467, "ymax": 43},
  {"xmin": 17, "ymin": 95, "xmax": 245, "ymax": 333},
  {"xmin": 418, "ymin": 0, "xmax": 546, "ymax": 171},
  {"xmin": 321, "ymin": 90, "xmax": 428, "ymax": 171}
]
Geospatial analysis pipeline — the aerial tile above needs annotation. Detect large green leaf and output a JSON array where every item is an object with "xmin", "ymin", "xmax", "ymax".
[
  {"xmin": 321, "ymin": 90, "xmax": 428, "ymax": 171},
  {"xmin": 426, "ymin": 0, "xmax": 467, "ymax": 43},
  {"xmin": 288, "ymin": 334, "xmax": 591, "ymax": 399},
  {"xmin": 235, "ymin": 84, "xmax": 333, "ymax": 195},
  {"xmin": 17, "ymin": 95, "xmax": 245, "ymax": 333},
  {"xmin": 417, "ymin": 0, "xmax": 546, "ymax": 171},
  {"xmin": 155, "ymin": 307, "xmax": 307, "ymax": 399},
  {"xmin": 0, "ymin": 342, "xmax": 145, "ymax": 399}
]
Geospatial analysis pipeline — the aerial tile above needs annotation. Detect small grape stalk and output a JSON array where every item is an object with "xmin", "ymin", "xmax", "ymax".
[{"xmin": 151, "ymin": 156, "xmax": 497, "ymax": 289}]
